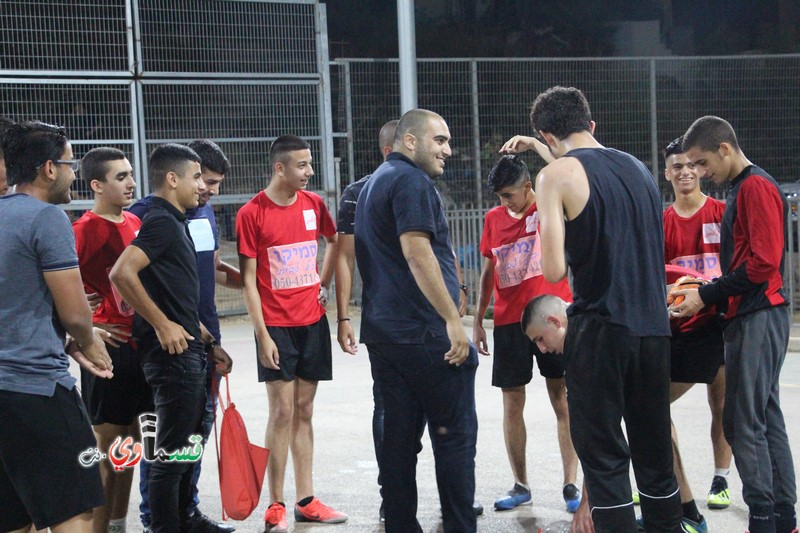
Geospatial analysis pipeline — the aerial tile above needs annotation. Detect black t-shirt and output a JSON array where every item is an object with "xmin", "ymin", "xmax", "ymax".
[
  {"xmin": 337, "ymin": 174, "xmax": 370, "ymax": 235},
  {"xmin": 564, "ymin": 148, "xmax": 670, "ymax": 336},
  {"xmin": 131, "ymin": 196, "xmax": 204, "ymax": 355},
  {"xmin": 354, "ymin": 153, "xmax": 459, "ymax": 343}
]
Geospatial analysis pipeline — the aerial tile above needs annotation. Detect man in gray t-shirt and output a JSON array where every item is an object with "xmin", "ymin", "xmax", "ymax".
[{"xmin": 0, "ymin": 121, "xmax": 112, "ymax": 532}]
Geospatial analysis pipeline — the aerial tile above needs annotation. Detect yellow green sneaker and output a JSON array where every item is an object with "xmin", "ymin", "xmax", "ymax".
[{"xmin": 707, "ymin": 475, "xmax": 731, "ymax": 509}]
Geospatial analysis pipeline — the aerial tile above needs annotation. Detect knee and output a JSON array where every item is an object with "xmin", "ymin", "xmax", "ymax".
[
  {"xmin": 270, "ymin": 401, "xmax": 295, "ymax": 426},
  {"xmin": 294, "ymin": 398, "xmax": 315, "ymax": 423}
]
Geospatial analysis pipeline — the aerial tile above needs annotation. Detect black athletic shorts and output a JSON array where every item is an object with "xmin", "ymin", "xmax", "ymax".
[
  {"xmin": 80, "ymin": 341, "xmax": 152, "ymax": 425},
  {"xmin": 492, "ymin": 323, "xmax": 565, "ymax": 388},
  {"xmin": 0, "ymin": 385, "xmax": 105, "ymax": 531},
  {"xmin": 257, "ymin": 315, "xmax": 333, "ymax": 382},
  {"xmin": 670, "ymin": 321, "xmax": 725, "ymax": 384}
]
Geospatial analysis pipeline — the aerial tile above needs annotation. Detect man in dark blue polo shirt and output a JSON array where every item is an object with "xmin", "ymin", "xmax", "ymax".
[
  {"xmin": 131, "ymin": 140, "xmax": 238, "ymax": 533},
  {"xmin": 354, "ymin": 108, "xmax": 478, "ymax": 533},
  {"xmin": 110, "ymin": 144, "xmax": 232, "ymax": 533}
]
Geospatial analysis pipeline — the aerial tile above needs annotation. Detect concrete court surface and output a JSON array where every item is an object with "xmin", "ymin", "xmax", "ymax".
[{"xmin": 95, "ymin": 313, "xmax": 800, "ymax": 532}]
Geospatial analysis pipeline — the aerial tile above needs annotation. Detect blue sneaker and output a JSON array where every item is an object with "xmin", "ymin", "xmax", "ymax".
[
  {"xmin": 636, "ymin": 514, "xmax": 708, "ymax": 533},
  {"xmin": 494, "ymin": 483, "xmax": 532, "ymax": 511},
  {"xmin": 563, "ymin": 483, "xmax": 581, "ymax": 513}
]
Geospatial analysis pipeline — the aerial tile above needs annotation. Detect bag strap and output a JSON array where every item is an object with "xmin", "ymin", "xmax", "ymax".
[{"xmin": 212, "ymin": 373, "xmax": 229, "ymax": 522}]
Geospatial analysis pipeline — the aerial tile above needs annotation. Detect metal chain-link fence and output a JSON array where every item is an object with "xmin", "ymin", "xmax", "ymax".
[
  {"xmin": 331, "ymin": 55, "xmax": 800, "ymax": 311},
  {"xmin": 1, "ymin": 0, "xmax": 333, "ymax": 316}
]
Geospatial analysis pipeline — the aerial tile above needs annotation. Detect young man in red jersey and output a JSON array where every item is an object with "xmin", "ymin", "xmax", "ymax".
[
  {"xmin": 73, "ymin": 147, "xmax": 150, "ymax": 533},
  {"xmin": 473, "ymin": 155, "xmax": 581, "ymax": 514},
  {"xmin": 237, "ymin": 135, "xmax": 345, "ymax": 532},
  {"xmin": 662, "ymin": 136, "xmax": 732, "ymax": 514}
]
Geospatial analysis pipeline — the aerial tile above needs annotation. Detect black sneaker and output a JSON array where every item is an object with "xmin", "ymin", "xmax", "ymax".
[
  {"xmin": 473, "ymin": 501, "xmax": 484, "ymax": 516},
  {"xmin": 187, "ymin": 510, "xmax": 236, "ymax": 533}
]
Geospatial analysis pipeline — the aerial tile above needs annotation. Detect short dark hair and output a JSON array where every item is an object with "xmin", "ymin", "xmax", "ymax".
[
  {"xmin": 269, "ymin": 135, "xmax": 310, "ymax": 167},
  {"xmin": 378, "ymin": 120, "xmax": 399, "ymax": 151},
  {"xmin": 3, "ymin": 120, "xmax": 69, "ymax": 186},
  {"xmin": 188, "ymin": 139, "xmax": 230, "ymax": 175},
  {"xmin": 530, "ymin": 86, "xmax": 592, "ymax": 140},
  {"xmin": 663, "ymin": 136, "xmax": 684, "ymax": 161},
  {"xmin": 0, "ymin": 117, "xmax": 15, "ymax": 159},
  {"xmin": 394, "ymin": 109, "xmax": 442, "ymax": 144},
  {"xmin": 682, "ymin": 115, "xmax": 740, "ymax": 153},
  {"xmin": 80, "ymin": 147, "xmax": 127, "ymax": 183},
  {"xmin": 487, "ymin": 155, "xmax": 530, "ymax": 193},
  {"xmin": 148, "ymin": 143, "xmax": 201, "ymax": 190},
  {"xmin": 520, "ymin": 294, "xmax": 566, "ymax": 333}
]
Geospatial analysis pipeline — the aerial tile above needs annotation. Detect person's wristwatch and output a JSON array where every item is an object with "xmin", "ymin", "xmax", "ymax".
[{"xmin": 459, "ymin": 283, "xmax": 468, "ymax": 293}]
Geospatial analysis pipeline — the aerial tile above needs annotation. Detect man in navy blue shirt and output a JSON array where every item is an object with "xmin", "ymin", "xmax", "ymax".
[
  {"xmin": 130, "ymin": 140, "xmax": 238, "ymax": 533},
  {"xmin": 354, "ymin": 108, "xmax": 478, "ymax": 533}
]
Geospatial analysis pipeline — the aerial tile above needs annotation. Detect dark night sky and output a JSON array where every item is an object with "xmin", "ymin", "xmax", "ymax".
[{"xmin": 324, "ymin": 0, "xmax": 799, "ymax": 59}]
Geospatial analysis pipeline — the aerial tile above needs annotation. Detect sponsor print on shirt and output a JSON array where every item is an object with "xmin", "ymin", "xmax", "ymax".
[
  {"xmin": 268, "ymin": 240, "xmax": 320, "ymax": 290},
  {"xmin": 188, "ymin": 218, "xmax": 215, "ymax": 252},
  {"xmin": 703, "ymin": 222, "xmax": 721, "ymax": 244},
  {"xmin": 303, "ymin": 209, "xmax": 317, "ymax": 231},
  {"xmin": 106, "ymin": 267, "xmax": 134, "ymax": 317},
  {"xmin": 670, "ymin": 253, "xmax": 722, "ymax": 279},
  {"xmin": 492, "ymin": 235, "xmax": 542, "ymax": 289}
]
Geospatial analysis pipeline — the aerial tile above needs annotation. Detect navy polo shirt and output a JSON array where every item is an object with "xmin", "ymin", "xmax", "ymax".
[
  {"xmin": 130, "ymin": 196, "xmax": 204, "ymax": 357},
  {"xmin": 354, "ymin": 152, "xmax": 459, "ymax": 344}
]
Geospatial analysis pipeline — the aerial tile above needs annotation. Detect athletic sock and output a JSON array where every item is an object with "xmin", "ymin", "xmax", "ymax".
[
  {"xmin": 297, "ymin": 495, "xmax": 314, "ymax": 507},
  {"xmin": 108, "ymin": 518, "xmax": 126, "ymax": 533},
  {"xmin": 516, "ymin": 482, "xmax": 531, "ymax": 491},
  {"xmin": 714, "ymin": 467, "xmax": 730, "ymax": 480},
  {"xmin": 682, "ymin": 500, "xmax": 702, "ymax": 522}
]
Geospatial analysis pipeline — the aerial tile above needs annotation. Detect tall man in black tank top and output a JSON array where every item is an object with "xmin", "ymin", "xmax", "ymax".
[{"xmin": 503, "ymin": 86, "xmax": 682, "ymax": 533}]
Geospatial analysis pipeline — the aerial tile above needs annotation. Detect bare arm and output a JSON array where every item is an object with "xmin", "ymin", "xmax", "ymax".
[
  {"xmin": 214, "ymin": 250, "xmax": 242, "ymax": 288},
  {"xmin": 472, "ymin": 257, "xmax": 495, "ymax": 355},
  {"xmin": 239, "ymin": 255, "xmax": 280, "ymax": 369},
  {"xmin": 535, "ymin": 165, "xmax": 569, "ymax": 283},
  {"xmin": 400, "ymin": 231, "xmax": 469, "ymax": 365},
  {"xmin": 109, "ymin": 245, "xmax": 194, "ymax": 355},
  {"xmin": 453, "ymin": 252, "xmax": 468, "ymax": 317},
  {"xmin": 44, "ymin": 268, "xmax": 112, "ymax": 373},
  {"xmin": 500, "ymin": 135, "xmax": 556, "ymax": 164},
  {"xmin": 319, "ymin": 233, "xmax": 338, "ymax": 290},
  {"xmin": 334, "ymin": 233, "xmax": 358, "ymax": 354}
]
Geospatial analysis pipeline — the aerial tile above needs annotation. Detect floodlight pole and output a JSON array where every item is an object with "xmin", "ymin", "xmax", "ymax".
[{"xmin": 397, "ymin": 0, "xmax": 418, "ymax": 113}]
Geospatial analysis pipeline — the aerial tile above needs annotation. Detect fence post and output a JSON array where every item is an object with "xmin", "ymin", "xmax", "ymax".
[
  {"xmin": 471, "ymin": 59, "xmax": 482, "ymax": 207},
  {"xmin": 344, "ymin": 61, "xmax": 355, "ymax": 185},
  {"xmin": 315, "ymin": 3, "xmax": 337, "ymax": 212},
  {"xmin": 649, "ymin": 59, "xmax": 659, "ymax": 178}
]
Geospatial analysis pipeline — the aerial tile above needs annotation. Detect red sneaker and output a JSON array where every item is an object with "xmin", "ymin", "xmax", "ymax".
[
  {"xmin": 294, "ymin": 497, "xmax": 348, "ymax": 524},
  {"xmin": 264, "ymin": 501, "xmax": 288, "ymax": 533}
]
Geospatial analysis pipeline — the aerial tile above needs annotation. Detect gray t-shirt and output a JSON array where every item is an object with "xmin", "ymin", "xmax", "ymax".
[{"xmin": 0, "ymin": 193, "xmax": 79, "ymax": 396}]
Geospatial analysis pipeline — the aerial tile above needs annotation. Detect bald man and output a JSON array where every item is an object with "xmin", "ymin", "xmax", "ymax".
[{"xmin": 354, "ymin": 109, "xmax": 478, "ymax": 533}]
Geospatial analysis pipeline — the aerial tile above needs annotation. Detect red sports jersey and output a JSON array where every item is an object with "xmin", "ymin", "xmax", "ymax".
[
  {"xmin": 237, "ymin": 190, "xmax": 336, "ymax": 327},
  {"xmin": 664, "ymin": 198, "xmax": 725, "ymax": 278},
  {"xmin": 479, "ymin": 203, "xmax": 572, "ymax": 326},
  {"xmin": 663, "ymin": 197, "xmax": 725, "ymax": 333},
  {"xmin": 73, "ymin": 210, "xmax": 141, "ymax": 332}
]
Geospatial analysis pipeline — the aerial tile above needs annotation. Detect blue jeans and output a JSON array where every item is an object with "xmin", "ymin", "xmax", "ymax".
[
  {"xmin": 140, "ymin": 350, "xmax": 207, "ymax": 533},
  {"xmin": 140, "ymin": 360, "xmax": 218, "ymax": 528},
  {"xmin": 368, "ymin": 334, "xmax": 478, "ymax": 533}
]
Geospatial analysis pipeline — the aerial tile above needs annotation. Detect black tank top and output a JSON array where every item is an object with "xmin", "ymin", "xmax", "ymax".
[{"xmin": 564, "ymin": 148, "xmax": 670, "ymax": 336}]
